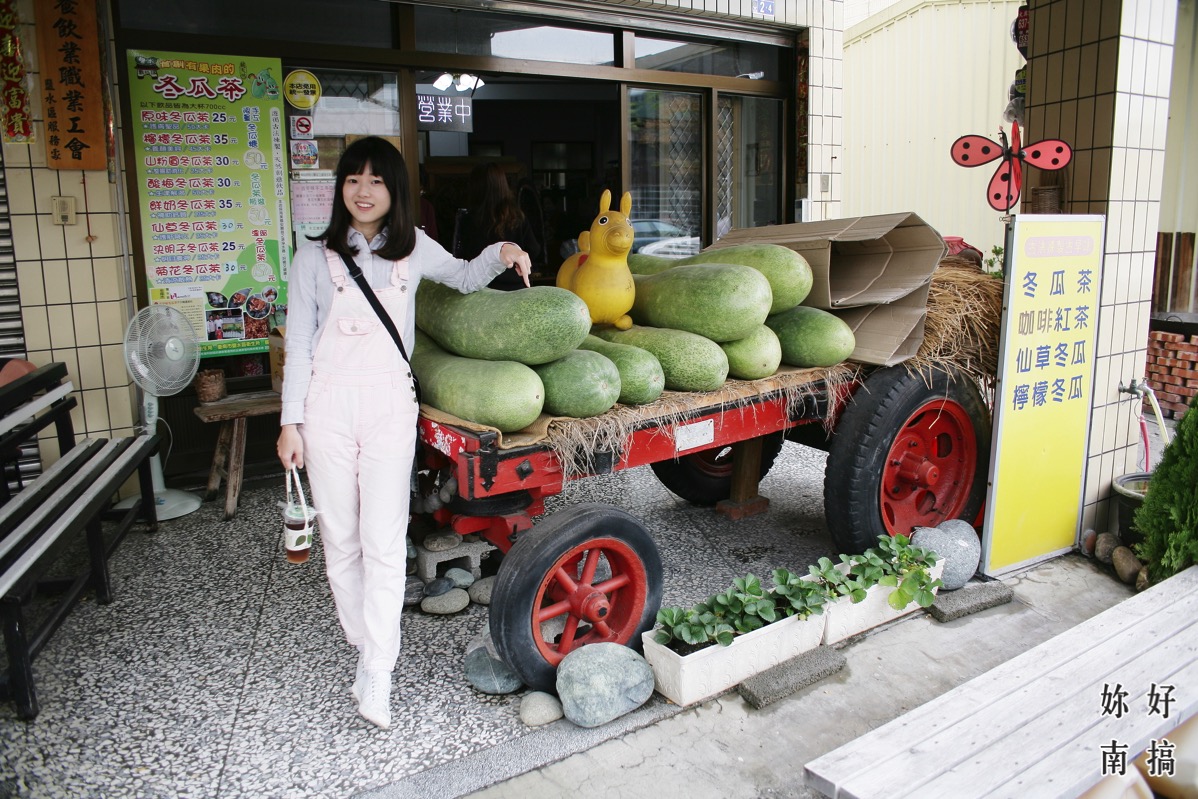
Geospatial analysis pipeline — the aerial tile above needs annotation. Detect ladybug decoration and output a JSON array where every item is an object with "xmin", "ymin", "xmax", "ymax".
[{"xmin": 951, "ymin": 122, "xmax": 1072, "ymax": 212}]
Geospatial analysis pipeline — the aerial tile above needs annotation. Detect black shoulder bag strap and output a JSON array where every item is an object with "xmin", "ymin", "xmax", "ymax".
[{"xmin": 338, "ymin": 251, "xmax": 422, "ymax": 405}]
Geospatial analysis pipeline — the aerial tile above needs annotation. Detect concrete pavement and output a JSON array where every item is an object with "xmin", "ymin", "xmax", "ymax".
[{"xmin": 465, "ymin": 555, "xmax": 1134, "ymax": 799}]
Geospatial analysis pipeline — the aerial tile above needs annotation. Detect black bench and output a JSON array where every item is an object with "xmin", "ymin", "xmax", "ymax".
[{"xmin": 0, "ymin": 362, "xmax": 159, "ymax": 719}]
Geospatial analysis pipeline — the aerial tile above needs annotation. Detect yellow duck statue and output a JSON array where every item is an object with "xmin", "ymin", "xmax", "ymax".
[{"xmin": 556, "ymin": 189, "xmax": 636, "ymax": 330}]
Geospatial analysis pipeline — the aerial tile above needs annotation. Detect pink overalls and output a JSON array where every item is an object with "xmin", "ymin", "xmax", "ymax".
[{"xmin": 300, "ymin": 250, "xmax": 418, "ymax": 672}]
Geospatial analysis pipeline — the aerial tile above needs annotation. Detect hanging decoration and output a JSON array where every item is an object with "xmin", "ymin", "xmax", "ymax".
[
  {"xmin": 950, "ymin": 122, "xmax": 1072, "ymax": 213},
  {"xmin": 0, "ymin": 0, "xmax": 34, "ymax": 143}
]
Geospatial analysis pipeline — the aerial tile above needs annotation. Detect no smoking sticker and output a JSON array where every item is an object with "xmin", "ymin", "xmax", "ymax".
[{"xmin": 291, "ymin": 115, "xmax": 314, "ymax": 140}]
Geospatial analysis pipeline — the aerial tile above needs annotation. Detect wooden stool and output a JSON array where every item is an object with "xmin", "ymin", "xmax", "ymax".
[{"xmin": 193, "ymin": 391, "xmax": 281, "ymax": 519}]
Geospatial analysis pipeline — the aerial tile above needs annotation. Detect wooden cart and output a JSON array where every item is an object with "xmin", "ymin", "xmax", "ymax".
[{"xmin": 415, "ymin": 359, "xmax": 991, "ymax": 691}]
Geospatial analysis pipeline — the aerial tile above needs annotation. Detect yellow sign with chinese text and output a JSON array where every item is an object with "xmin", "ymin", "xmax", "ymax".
[{"xmin": 983, "ymin": 215, "xmax": 1105, "ymax": 574}]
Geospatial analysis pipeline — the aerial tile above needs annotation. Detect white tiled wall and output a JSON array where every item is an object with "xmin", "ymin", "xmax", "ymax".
[
  {"xmin": 632, "ymin": 0, "xmax": 846, "ymax": 220},
  {"xmin": 803, "ymin": 0, "xmax": 844, "ymax": 220},
  {"xmin": 1, "ymin": 0, "xmax": 136, "ymax": 467},
  {"xmin": 1028, "ymin": 0, "xmax": 1176, "ymax": 535}
]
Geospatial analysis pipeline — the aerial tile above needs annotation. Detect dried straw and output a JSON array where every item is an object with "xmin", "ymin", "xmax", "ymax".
[{"xmin": 905, "ymin": 256, "xmax": 1005, "ymax": 396}]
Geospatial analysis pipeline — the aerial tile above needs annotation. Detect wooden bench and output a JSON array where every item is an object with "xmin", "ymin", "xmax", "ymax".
[
  {"xmin": 0, "ymin": 362, "xmax": 159, "ymax": 720},
  {"xmin": 192, "ymin": 390, "xmax": 280, "ymax": 519},
  {"xmin": 805, "ymin": 564, "xmax": 1198, "ymax": 799}
]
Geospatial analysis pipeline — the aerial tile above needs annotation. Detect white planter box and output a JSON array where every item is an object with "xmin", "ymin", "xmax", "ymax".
[
  {"xmin": 641, "ymin": 611, "xmax": 826, "ymax": 707},
  {"xmin": 822, "ymin": 559, "xmax": 944, "ymax": 645}
]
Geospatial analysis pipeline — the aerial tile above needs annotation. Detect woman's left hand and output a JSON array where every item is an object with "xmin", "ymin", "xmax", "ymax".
[{"xmin": 500, "ymin": 243, "xmax": 532, "ymax": 288}]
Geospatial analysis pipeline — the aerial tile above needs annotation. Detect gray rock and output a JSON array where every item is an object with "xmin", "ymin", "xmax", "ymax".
[
  {"xmin": 912, "ymin": 521, "xmax": 981, "ymax": 591},
  {"xmin": 1136, "ymin": 566, "xmax": 1151, "ymax": 592},
  {"xmin": 1081, "ymin": 528, "xmax": 1097, "ymax": 556},
  {"xmin": 556, "ymin": 642, "xmax": 654, "ymax": 728},
  {"xmin": 1095, "ymin": 532, "xmax": 1120, "ymax": 564},
  {"xmin": 464, "ymin": 647, "xmax": 523, "ymax": 694},
  {"xmin": 1112, "ymin": 546, "xmax": 1142, "ymax": 585},
  {"xmin": 519, "ymin": 691, "xmax": 564, "ymax": 726},
  {"xmin": 421, "ymin": 587, "xmax": 470, "ymax": 615},
  {"xmin": 423, "ymin": 577, "xmax": 455, "ymax": 597},
  {"xmin": 403, "ymin": 578, "xmax": 425, "ymax": 607},
  {"xmin": 407, "ymin": 538, "xmax": 417, "ymax": 560},
  {"xmin": 465, "ymin": 626, "xmax": 502, "ymax": 660},
  {"xmin": 468, "ymin": 576, "xmax": 496, "ymax": 605},
  {"xmin": 423, "ymin": 532, "xmax": 461, "ymax": 552},
  {"xmin": 445, "ymin": 567, "xmax": 475, "ymax": 589}
]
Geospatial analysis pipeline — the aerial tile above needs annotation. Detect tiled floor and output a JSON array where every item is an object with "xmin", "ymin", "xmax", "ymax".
[{"xmin": 0, "ymin": 441, "xmax": 835, "ymax": 798}]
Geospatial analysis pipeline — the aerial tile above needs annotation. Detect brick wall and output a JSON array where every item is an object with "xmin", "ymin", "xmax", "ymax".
[{"xmin": 1145, "ymin": 331, "xmax": 1198, "ymax": 419}]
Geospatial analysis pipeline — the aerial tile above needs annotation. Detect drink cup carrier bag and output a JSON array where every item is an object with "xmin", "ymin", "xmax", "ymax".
[{"xmin": 283, "ymin": 466, "xmax": 317, "ymax": 557}]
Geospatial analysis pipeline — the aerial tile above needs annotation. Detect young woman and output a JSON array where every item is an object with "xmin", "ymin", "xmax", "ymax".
[
  {"xmin": 277, "ymin": 137, "xmax": 531, "ymax": 730},
  {"xmin": 458, "ymin": 162, "xmax": 543, "ymax": 289}
]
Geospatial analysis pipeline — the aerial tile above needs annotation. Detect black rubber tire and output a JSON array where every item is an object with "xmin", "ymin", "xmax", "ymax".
[
  {"xmin": 824, "ymin": 366, "xmax": 991, "ymax": 554},
  {"xmin": 650, "ymin": 431, "xmax": 786, "ymax": 506},
  {"xmin": 489, "ymin": 502, "xmax": 663, "ymax": 692}
]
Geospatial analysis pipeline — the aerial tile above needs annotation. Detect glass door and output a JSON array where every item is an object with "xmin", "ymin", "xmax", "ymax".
[
  {"xmin": 716, "ymin": 95, "xmax": 782, "ymax": 237},
  {"xmin": 628, "ymin": 88, "xmax": 702, "ymax": 257}
]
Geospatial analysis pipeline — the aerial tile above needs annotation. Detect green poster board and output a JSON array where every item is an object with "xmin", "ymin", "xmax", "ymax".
[{"xmin": 127, "ymin": 50, "xmax": 292, "ymax": 358}]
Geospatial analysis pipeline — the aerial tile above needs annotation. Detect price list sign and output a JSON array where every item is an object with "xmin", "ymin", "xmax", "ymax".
[
  {"xmin": 983, "ymin": 215, "xmax": 1106, "ymax": 574},
  {"xmin": 127, "ymin": 50, "xmax": 291, "ymax": 358}
]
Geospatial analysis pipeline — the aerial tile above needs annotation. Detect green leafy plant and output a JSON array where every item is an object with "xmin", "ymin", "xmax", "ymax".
[
  {"xmin": 654, "ymin": 571, "xmax": 830, "ymax": 651},
  {"xmin": 652, "ymin": 535, "xmax": 943, "ymax": 652},
  {"xmin": 868, "ymin": 533, "xmax": 943, "ymax": 610},
  {"xmin": 1134, "ymin": 394, "xmax": 1198, "ymax": 584},
  {"xmin": 771, "ymin": 567, "xmax": 829, "ymax": 619},
  {"xmin": 983, "ymin": 244, "xmax": 1005, "ymax": 274},
  {"xmin": 810, "ymin": 555, "xmax": 870, "ymax": 604}
]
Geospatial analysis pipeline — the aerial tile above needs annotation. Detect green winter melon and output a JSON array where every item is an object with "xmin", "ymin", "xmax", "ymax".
[
  {"xmin": 533, "ymin": 350, "xmax": 621, "ymax": 418},
  {"xmin": 577, "ymin": 335, "xmax": 665, "ymax": 405},
  {"xmin": 415, "ymin": 281, "xmax": 591, "ymax": 365},
  {"xmin": 765, "ymin": 306, "xmax": 857, "ymax": 368},
  {"xmin": 594, "ymin": 325, "xmax": 728, "ymax": 392},
  {"xmin": 720, "ymin": 325, "xmax": 782, "ymax": 380},
  {"xmin": 683, "ymin": 244, "xmax": 814, "ymax": 313},
  {"xmin": 630, "ymin": 263, "xmax": 772, "ymax": 342},
  {"xmin": 411, "ymin": 331, "xmax": 544, "ymax": 431},
  {"xmin": 627, "ymin": 252, "xmax": 679, "ymax": 275}
]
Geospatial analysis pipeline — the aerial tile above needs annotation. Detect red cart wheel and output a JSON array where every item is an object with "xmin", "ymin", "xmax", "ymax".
[
  {"xmin": 824, "ymin": 366, "xmax": 990, "ymax": 554},
  {"xmin": 650, "ymin": 431, "xmax": 786, "ymax": 506},
  {"xmin": 490, "ymin": 503, "xmax": 662, "ymax": 692}
]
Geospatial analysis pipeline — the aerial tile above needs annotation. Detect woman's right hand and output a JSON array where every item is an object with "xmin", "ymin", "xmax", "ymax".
[{"xmin": 277, "ymin": 424, "xmax": 304, "ymax": 470}]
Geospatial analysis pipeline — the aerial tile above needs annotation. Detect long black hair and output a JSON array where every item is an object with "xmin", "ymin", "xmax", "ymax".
[{"xmin": 312, "ymin": 136, "xmax": 416, "ymax": 261}]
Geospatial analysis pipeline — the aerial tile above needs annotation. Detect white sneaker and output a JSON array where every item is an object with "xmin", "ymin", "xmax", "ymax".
[
  {"xmin": 357, "ymin": 670, "xmax": 392, "ymax": 730},
  {"xmin": 350, "ymin": 651, "xmax": 366, "ymax": 704}
]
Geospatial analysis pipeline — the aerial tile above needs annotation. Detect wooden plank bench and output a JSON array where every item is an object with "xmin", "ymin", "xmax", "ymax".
[
  {"xmin": 0, "ymin": 362, "xmax": 159, "ymax": 720},
  {"xmin": 192, "ymin": 390, "xmax": 280, "ymax": 520},
  {"xmin": 805, "ymin": 564, "xmax": 1198, "ymax": 799}
]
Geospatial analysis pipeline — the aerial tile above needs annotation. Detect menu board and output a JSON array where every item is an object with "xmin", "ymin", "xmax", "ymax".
[
  {"xmin": 982, "ymin": 215, "xmax": 1105, "ymax": 575},
  {"xmin": 127, "ymin": 50, "xmax": 291, "ymax": 358}
]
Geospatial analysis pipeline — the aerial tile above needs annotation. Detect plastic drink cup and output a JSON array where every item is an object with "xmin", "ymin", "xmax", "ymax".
[{"xmin": 283, "ymin": 502, "xmax": 316, "ymax": 563}]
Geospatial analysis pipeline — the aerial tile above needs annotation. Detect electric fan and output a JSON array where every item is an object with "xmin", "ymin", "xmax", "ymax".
[{"xmin": 120, "ymin": 304, "xmax": 203, "ymax": 520}]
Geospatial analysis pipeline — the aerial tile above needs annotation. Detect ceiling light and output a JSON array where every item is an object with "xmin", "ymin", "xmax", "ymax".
[
  {"xmin": 433, "ymin": 72, "xmax": 455, "ymax": 91},
  {"xmin": 456, "ymin": 74, "xmax": 484, "ymax": 92}
]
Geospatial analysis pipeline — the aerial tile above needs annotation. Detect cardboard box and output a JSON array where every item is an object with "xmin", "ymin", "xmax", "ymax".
[
  {"xmin": 268, "ymin": 326, "xmax": 285, "ymax": 393},
  {"xmin": 831, "ymin": 288, "xmax": 930, "ymax": 367},
  {"xmin": 706, "ymin": 212, "xmax": 946, "ymax": 366}
]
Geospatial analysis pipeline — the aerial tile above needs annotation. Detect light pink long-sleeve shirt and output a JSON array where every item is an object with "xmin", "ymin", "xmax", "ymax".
[{"xmin": 280, "ymin": 226, "xmax": 507, "ymax": 426}]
